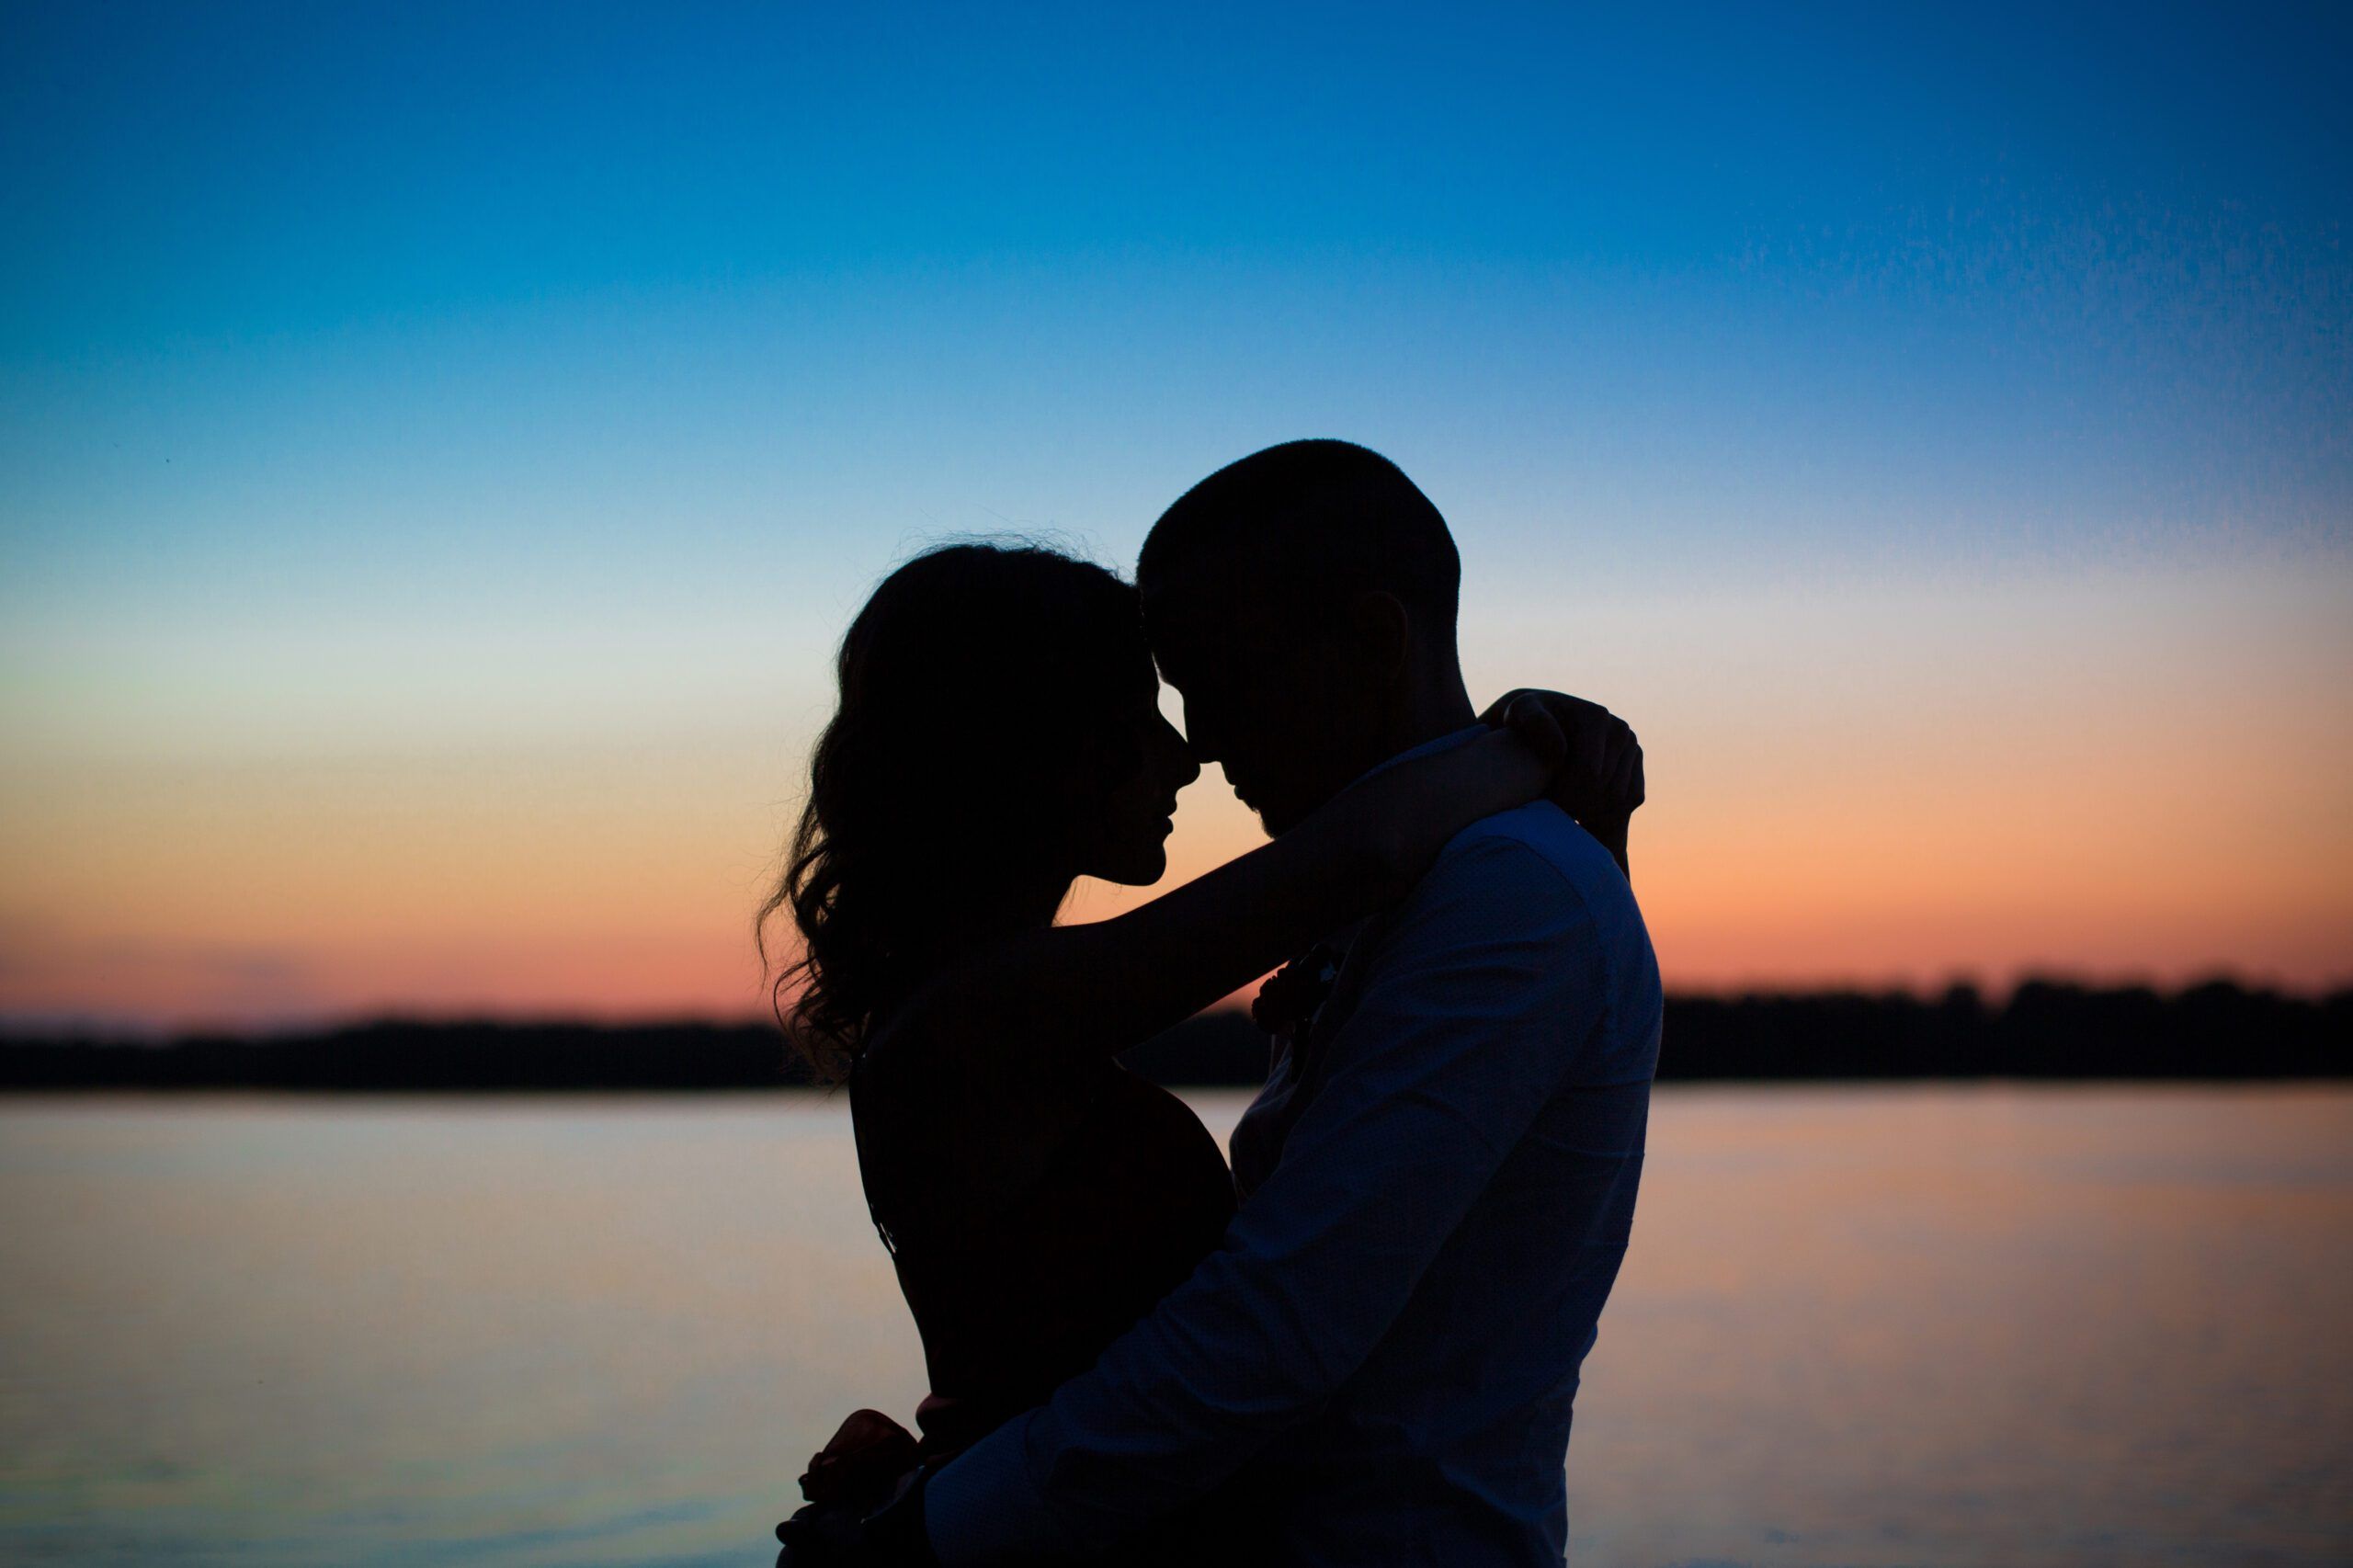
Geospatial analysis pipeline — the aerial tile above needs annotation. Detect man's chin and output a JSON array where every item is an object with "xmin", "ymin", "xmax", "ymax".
[
  {"xmin": 1233, "ymin": 779, "xmax": 1311, "ymax": 836},
  {"xmin": 1253, "ymin": 801, "xmax": 1307, "ymax": 837}
]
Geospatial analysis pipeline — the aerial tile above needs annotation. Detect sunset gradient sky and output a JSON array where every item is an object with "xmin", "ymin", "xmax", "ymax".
[{"xmin": 4, "ymin": 3, "xmax": 2347, "ymax": 1028}]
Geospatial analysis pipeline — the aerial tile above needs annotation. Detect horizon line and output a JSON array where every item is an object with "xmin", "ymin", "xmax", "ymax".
[{"xmin": 8, "ymin": 969, "xmax": 2347, "ymax": 1045}]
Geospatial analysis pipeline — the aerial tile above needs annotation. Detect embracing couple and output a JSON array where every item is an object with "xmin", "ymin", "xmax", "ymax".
[{"xmin": 767, "ymin": 440, "xmax": 1662, "ymax": 1565}]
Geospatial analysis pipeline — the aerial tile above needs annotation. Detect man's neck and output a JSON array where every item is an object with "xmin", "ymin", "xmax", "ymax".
[
  {"xmin": 1289, "ymin": 665, "xmax": 1482, "ymax": 829},
  {"xmin": 1376, "ymin": 668, "xmax": 1478, "ymax": 764}
]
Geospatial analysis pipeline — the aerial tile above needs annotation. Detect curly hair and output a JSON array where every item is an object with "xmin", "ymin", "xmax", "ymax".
[{"xmin": 756, "ymin": 542, "xmax": 1154, "ymax": 1079}]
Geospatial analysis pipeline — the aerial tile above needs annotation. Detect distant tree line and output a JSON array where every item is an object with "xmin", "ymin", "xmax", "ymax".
[
  {"xmin": 0, "ymin": 979, "xmax": 2344, "ymax": 1092},
  {"xmin": 1659, "ymin": 980, "xmax": 2347, "ymax": 1080}
]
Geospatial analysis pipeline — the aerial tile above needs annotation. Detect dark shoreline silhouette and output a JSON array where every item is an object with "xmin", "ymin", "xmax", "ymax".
[{"xmin": 2, "ymin": 980, "xmax": 2344, "ymax": 1092}]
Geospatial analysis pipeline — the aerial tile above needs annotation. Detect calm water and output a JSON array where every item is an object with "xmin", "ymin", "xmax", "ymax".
[{"xmin": 1, "ymin": 1087, "xmax": 2347, "ymax": 1567}]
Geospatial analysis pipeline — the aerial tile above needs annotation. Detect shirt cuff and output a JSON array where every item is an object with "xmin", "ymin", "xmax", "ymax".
[{"xmin": 921, "ymin": 1409, "xmax": 1083, "ymax": 1567}]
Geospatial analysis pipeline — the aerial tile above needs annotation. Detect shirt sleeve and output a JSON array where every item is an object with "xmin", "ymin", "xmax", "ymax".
[{"xmin": 922, "ymin": 831, "xmax": 1605, "ymax": 1564}]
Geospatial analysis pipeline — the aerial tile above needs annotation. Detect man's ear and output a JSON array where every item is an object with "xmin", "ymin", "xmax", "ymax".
[{"xmin": 1345, "ymin": 590, "xmax": 1412, "ymax": 686}]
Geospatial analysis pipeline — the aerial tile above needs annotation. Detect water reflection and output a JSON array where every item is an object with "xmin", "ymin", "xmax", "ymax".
[{"xmin": 1, "ymin": 1087, "xmax": 2347, "ymax": 1565}]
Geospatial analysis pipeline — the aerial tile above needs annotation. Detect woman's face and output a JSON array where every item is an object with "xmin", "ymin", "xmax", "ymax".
[{"xmin": 1073, "ymin": 679, "xmax": 1201, "ymax": 887}]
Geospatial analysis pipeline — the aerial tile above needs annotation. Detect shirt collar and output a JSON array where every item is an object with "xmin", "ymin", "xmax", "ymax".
[{"xmin": 1347, "ymin": 723, "xmax": 1488, "ymax": 790}]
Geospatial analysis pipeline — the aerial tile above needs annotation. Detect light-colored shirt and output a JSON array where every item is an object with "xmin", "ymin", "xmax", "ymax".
[{"xmin": 925, "ymin": 731, "xmax": 1663, "ymax": 1565}]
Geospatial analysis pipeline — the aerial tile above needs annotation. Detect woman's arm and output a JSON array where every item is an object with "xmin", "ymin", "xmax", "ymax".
[{"xmin": 899, "ymin": 706, "xmax": 1565, "ymax": 1082}]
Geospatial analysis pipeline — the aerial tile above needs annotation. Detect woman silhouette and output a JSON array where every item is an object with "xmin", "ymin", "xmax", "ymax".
[{"xmin": 762, "ymin": 541, "xmax": 1637, "ymax": 1561}]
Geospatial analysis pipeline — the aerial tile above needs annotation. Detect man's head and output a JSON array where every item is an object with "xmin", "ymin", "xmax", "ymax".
[{"xmin": 1138, "ymin": 439, "xmax": 1469, "ymax": 835}]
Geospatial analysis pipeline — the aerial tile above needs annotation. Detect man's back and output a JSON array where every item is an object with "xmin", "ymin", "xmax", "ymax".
[{"xmin": 1240, "ymin": 800, "xmax": 1660, "ymax": 1562}]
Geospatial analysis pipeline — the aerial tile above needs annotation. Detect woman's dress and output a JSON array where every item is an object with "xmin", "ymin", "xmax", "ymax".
[
  {"xmin": 801, "ymin": 1046, "xmax": 1269, "ymax": 1562},
  {"xmin": 847, "ymin": 1048, "xmax": 1238, "ymax": 1460}
]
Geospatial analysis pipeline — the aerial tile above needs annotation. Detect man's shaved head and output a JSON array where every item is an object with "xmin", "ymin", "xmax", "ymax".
[{"xmin": 1138, "ymin": 438, "xmax": 1460, "ymax": 648}]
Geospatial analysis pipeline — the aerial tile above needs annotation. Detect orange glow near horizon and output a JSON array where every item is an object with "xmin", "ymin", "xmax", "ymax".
[{"xmin": 6, "ymin": 559, "xmax": 2345, "ymax": 1032}]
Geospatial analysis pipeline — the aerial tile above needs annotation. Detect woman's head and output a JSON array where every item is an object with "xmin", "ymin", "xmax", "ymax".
[{"xmin": 759, "ymin": 542, "xmax": 1198, "ymax": 1074}]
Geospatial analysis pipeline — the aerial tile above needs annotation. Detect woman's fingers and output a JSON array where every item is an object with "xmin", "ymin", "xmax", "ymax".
[
  {"xmin": 1477, "ymin": 687, "xmax": 1535, "ymax": 727},
  {"xmin": 1500, "ymin": 692, "xmax": 1569, "ymax": 767},
  {"xmin": 1611, "ymin": 726, "xmax": 1645, "ymax": 812},
  {"xmin": 1570, "ymin": 706, "xmax": 1610, "ymax": 788},
  {"xmin": 1483, "ymin": 689, "xmax": 1644, "ymax": 819},
  {"xmin": 1591, "ymin": 720, "xmax": 1639, "ymax": 814}
]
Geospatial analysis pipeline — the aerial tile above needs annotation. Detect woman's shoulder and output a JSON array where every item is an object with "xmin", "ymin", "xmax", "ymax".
[
  {"xmin": 853, "ymin": 981, "xmax": 1035, "ymax": 1119},
  {"xmin": 847, "ymin": 1013, "xmax": 976, "ymax": 1216},
  {"xmin": 859, "ymin": 940, "xmax": 1063, "ymax": 1089},
  {"xmin": 847, "ymin": 1012, "xmax": 935, "ymax": 1119},
  {"xmin": 863, "ymin": 980, "xmax": 1120, "ymax": 1150},
  {"xmin": 855, "ymin": 983, "xmax": 969, "ymax": 1091}
]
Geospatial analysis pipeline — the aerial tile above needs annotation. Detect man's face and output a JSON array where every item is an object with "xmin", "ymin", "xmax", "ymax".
[{"xmin": 1139, "ymin": 562, "xmax": 1389, "ymax": 836}]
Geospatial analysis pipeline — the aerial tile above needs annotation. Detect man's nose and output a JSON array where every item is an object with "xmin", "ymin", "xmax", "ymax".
[
  {"xmin": 1158, "ymin": 714, "xmax": 1205, "ymax": 786},
  {"xmin": 1176, "ymin": 700, "xmax": 1220, "ymax": 765}
]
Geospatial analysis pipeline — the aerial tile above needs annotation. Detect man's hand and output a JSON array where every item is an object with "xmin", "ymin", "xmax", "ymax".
[
  {"xmin": 1480, "ymin": 689, "xmax": 1643, "ymax": 880},
  {"xmin": 777, "ymin": 1499, "xmax": 868, "ymax": 1565},
  {"xmin": 776, "ymin": 1468, "xmax": 938, "ymax": 1568}
]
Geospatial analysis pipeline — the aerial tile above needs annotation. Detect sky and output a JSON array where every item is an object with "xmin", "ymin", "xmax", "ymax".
[{"xmin": 2, "ymin": 1, "xmax": 2347, "ymax": 1029}]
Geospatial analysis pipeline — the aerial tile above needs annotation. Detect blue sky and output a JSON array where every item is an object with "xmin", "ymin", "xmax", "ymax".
[{"xmin": 8, "ymin": 4, "xmax": 2346, "ymax": 600}]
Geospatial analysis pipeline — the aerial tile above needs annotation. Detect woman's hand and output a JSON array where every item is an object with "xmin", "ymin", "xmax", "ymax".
[
  {"xmin": 778, "ymin": 1409, "xmax": 932, "ymax": 1565},
  {"xmin": 1482, "ymin": 689, "xmax": 1643, "ymax": 881}
]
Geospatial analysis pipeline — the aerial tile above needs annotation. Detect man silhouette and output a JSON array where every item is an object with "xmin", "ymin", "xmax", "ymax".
[{"xmin": 845, "ymin": 440, "xmax": 1661, "ymax": 1565}]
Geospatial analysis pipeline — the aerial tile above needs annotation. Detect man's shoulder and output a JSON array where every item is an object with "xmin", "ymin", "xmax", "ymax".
[
  {"xmin": 1436, "ymin": 801, "xmax": 1628, "ymax": 907},
  {"xmin": 1420, "ymin": 805, "xmax": 1662, "ymax": 1082},
  {"xmin": 1418, "ymin": 803, "xmax": 1656, "ymax": 992}
]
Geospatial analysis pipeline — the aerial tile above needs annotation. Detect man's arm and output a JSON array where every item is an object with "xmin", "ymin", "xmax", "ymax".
[{"xmin": 921, "ymin": 830, "xmax": 1608, "ymax": 1564}]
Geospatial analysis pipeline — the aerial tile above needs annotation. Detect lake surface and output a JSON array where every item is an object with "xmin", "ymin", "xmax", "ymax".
[{"xmin": 1, "ymin": 1087, "xmax": 2347, "ymax": 1566}]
